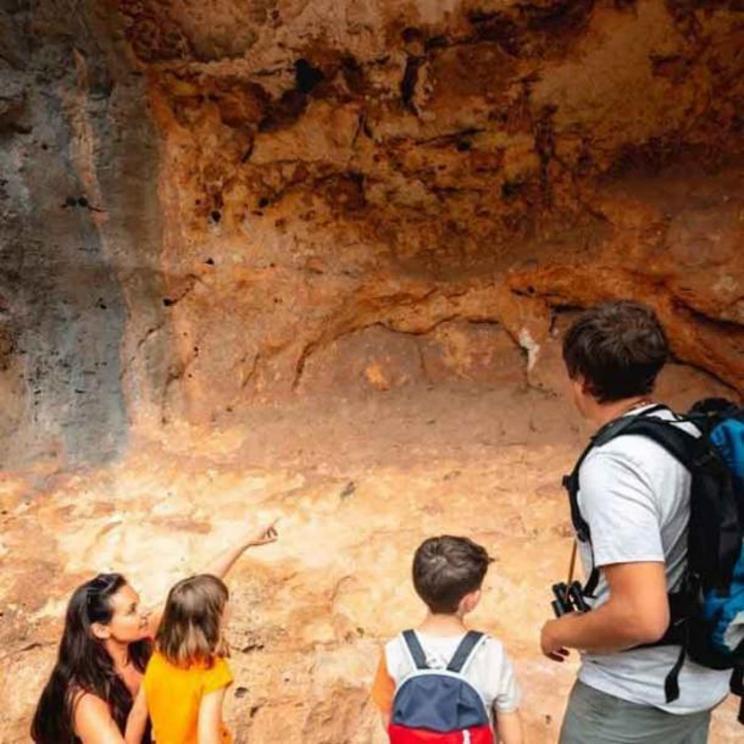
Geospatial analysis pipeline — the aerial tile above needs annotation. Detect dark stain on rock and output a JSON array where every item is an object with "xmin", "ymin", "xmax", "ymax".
[
  {"xmin": 534, "ymin": 106, "xmax": 557, "ymax": 202},
  {"xmin": 651, "ymin": 54, "xmax": 692, "ymax": 83},
  {"xmin": 401, "ymin": 56, "xmax": 423, "ymax": 112},
  {"xmin": 468, "ymin": 11, "xmax": 522, "ymax": 56},
  {"xmin": 340, "ymin": 55, "xmax": 366, "ymax": 95},
  {"xmin": 322, "ymin": 171, "xmax": 367, "ymax": 213},
  {"xmin": 259, "ymin": 88, "xmax": 308, "ymax": 132},
  {"xmin": 520, "ymin": 0, "xmax": 596, "ymax": 34}
]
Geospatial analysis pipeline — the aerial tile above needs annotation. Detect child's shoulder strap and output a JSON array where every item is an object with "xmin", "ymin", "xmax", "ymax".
[
  {"xmin": 447, "ymin": 630, "xmax": 485, "ymax": 674},
  {"xmin": 401, "ymin": 629, "xmax": 429, "ymax": 670}
]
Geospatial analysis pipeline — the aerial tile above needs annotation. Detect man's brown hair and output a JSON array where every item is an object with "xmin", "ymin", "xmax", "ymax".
[
  {"xmin": 562, "ymin": 300, "xmax": 669, "ymax": 403},
  {"xmin": 156, "ymin": 574, "xmax": 229, "ymax": 667},
  {"xmin": 413, "ymin": 536, "xmax": 493, "ymax": 614}
]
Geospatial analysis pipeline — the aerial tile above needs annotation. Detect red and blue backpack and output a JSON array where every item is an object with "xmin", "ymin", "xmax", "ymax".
[{"xmin": 388, "ymin": 630, "xmax": 493, "ymax": 744}]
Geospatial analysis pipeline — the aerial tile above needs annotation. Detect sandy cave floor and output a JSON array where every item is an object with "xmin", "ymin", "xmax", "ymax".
[{"xmin": 1, "ymin": 371, "xmax": 742, "ymax": 743}]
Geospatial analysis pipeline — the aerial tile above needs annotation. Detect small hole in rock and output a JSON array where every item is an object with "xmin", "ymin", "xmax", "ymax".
[{"xmin": 295, "ymin": 58, "xmax": 325, "ymax": 94}]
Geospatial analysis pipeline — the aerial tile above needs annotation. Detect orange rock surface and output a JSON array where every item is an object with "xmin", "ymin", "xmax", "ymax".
[{"xmin": 0, "ymin": 1, "xmax": 742, "ymax": 742}]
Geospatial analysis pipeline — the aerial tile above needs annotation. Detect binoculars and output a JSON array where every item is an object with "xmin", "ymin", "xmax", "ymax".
[{"xmin": 551, "ymin": 580, "xmax": 591, "ymax": 617}]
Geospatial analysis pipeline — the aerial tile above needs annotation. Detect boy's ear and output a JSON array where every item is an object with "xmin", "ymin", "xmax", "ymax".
[
  {"xmin": 90, "ymin": 621, "xmax": 111, "ymax": 640},
  {"xmin": 459, "ymin": 589, "xmax": 482, "ymax": 614}
]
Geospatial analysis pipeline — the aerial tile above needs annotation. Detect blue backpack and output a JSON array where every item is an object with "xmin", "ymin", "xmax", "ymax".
[
  {"xmin": 564, "ymin": 399, "xmax": 744, "ymax": 721},
  {"xmin": 389, "ymin": 630, "xmax": 494, "ymax": 744}
]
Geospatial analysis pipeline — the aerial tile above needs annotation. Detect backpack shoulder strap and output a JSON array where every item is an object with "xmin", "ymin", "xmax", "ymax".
[
  {"xmin": 401, "ymin": 629, "xmax": 429, "ymax": 670},
  {"xmin": 612, "ymin": 417, "xmax": 699, "ymax": 467},
  {"xmin": 563, "ymin": 405, "xmax": 670, "ymax": 542},
  {"xmin": 563, "ymin": 405, "xmax": 673, "ymax": 598},
  {"xmin": 447, "ymin": 631, "xmax": 485, "ymax": 673}
]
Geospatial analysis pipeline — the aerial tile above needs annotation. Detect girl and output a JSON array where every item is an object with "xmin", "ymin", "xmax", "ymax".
[
  {"xmin": 31, "ymin": 519, "xmax": 278, "ymax": 744},
  {"xmin": 126, "ymin": 574, "xmax": 234, "ymax": 744}
]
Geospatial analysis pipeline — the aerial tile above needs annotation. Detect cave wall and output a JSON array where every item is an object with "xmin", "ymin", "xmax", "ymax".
[
  {"xmin": 1, "ymin": 0, "xmax": 742, "ymax": 464},
  {"xmin": 0, "ymin": 1, "xmax": 170, "ymax": 466},
  {"xmin": 126, "ymin": 0, "xmax": 742, "ymax": 426}
]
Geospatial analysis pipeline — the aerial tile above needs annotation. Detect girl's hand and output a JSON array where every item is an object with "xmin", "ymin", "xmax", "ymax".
[{"xmin": 246, "ymin": 519, "xmax": 279, "ymax": 548}]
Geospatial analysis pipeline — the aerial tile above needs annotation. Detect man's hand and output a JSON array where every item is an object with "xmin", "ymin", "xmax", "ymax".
[
  {"xmin": 245, "ymin": 519, "xmax": 279, "ymax": 547},
  {"xmin": 540, "ymin": 618, "xmax": 571, "ymax": 662},
  {"xmin": 538, "ymin": 562, "xmax": 669, "ymax": 657}
]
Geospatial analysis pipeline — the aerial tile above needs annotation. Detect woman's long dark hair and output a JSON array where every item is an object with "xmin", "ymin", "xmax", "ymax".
[{"xmin": 31, "ymin": 573, "xmax": 152, "ymax": 743}]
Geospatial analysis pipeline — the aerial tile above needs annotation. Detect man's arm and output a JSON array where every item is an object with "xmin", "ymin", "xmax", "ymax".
[{"xmin": 541, "ymin": 561, "xmax": 669, "ymax": 659}]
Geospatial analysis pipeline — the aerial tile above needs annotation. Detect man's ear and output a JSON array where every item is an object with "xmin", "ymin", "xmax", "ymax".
[
  {"xmin": 90, "ymin": 622, "xmax": 111, "ymax": 640},
  {"xmin": 581, "ymin": 378, "xmax": 593, "ymax": 396}
]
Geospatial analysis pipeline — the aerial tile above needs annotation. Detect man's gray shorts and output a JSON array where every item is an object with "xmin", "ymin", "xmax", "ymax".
[{"xmin": 559, "ymin": 681, "xmax": 711, "ymax": 744}]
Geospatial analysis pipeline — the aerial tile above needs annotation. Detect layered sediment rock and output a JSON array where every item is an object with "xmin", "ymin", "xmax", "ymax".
[
  {"xmin": 0, "ymin": 1, "xmax": 743, "ymax": 742},
  {"xmin": 1, "ymin": 1, "xmax": 742, "ymax": 465}
]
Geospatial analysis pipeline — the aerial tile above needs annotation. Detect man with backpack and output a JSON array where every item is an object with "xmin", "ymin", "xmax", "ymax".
[{"xmin": 541, "ymin": 300, "xmax": 743, "ymax": 743}]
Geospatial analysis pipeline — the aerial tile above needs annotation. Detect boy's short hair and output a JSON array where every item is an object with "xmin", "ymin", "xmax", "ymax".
[
  {"xmin": 413, "ymin": 536, "xmax": 493, "ymax": 614},
  {"xmin": 562, "ymin": 300, "xmax": 669, "ymax": 403}
]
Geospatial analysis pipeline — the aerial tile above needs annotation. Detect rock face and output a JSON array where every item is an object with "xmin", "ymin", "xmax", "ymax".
[
  {"xmin": 0, "ymin": 1, "xmax": 743, "ymax": 742},
  {"xmin": 0, "ymin": 1, "xmax": 170, "ymax": 467},
  {"xmin": 118, "ymin": 0, "xmax": 743, "ymax": 426},
  {"xmin": 2, "ymin": 0, "xmax": 741, "ymax": 460}
]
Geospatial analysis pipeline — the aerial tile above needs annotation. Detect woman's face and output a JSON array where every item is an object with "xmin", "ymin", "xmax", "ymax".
[{"xmin": 104, "ymin": 584, "xmax": 150, "ymax": 643}]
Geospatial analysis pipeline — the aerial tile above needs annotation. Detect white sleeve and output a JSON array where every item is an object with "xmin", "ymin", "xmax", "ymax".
[
  {"xmin": 579, "ymin": 449, "xmax": 664, "ymax": 567},
  {"xmin": 486, "ymin": 641, "xmax": 521, "ymax": 714}
]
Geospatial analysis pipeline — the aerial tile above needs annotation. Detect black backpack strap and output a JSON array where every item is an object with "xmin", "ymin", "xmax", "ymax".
[
  {"xmin": 609, "ymin": 418, "xmax": 698, "ymax": 467},
  {"xmin": 563, "ymin": 405, "xmax": 670, "ymax": 542},
  {"xmin": 664, "ymin": 645, "xmax": 687, "ymax": 703},
  {"xmin": 731, "ymin": 668, "xmax": 744, "ymax": 724},
  {"xmin": 447, "ymin": 631, "xmax": 484, "ymax": 673},
  {"xmin": 563, "ymin": 440, "xmax": 595, "ymax": 544},
  {"xmin": 401, "ymin": 630, "xmax": 429, "ymax": 670},
  {"xmin": 562, "ymin": 405, "xmax": 670, "ymax": 597},
  {"xmin": 616, "ymin": 416, "xmax": 741, "ymax": 592}
]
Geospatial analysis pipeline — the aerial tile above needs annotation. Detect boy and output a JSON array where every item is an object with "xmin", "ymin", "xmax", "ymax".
[{"xmin": 372, "ymin": 535, "xmax": 523, "ymax": 743}]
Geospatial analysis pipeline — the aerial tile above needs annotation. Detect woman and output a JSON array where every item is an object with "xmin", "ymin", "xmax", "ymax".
[{"xmin": 31, "ymin": 519, "xmax": 279, "ymax": 743}]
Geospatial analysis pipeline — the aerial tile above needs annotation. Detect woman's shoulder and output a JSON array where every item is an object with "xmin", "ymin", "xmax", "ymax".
[{"xmin": 71, "ymin": 690, "xmax": 118, "ymax": 735}]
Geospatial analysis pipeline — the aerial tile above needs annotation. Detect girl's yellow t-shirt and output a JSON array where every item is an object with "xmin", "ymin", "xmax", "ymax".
[{"xmin": 143, "ymin": 650, "xmax": 233, "ymax": 744}]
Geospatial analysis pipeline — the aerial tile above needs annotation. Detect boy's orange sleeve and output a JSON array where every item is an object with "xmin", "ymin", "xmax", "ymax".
[{"xmin": 371, "ymin": 651, "xmax": 395, "ymax": 713}]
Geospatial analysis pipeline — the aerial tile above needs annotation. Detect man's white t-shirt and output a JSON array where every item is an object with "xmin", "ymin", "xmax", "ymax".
[
  {"xmin": 576, "ymin": 405, "xmax": 730, "ymax": 713},
  {"xmin": 383, "ymin": 630, "xmax": 521, "ymax": 721}
]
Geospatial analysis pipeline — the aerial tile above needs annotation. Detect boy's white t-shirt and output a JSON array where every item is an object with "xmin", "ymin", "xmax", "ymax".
[{"xmin": 382, "ymin": 630, "xmax": 521, "ymax": 720}]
